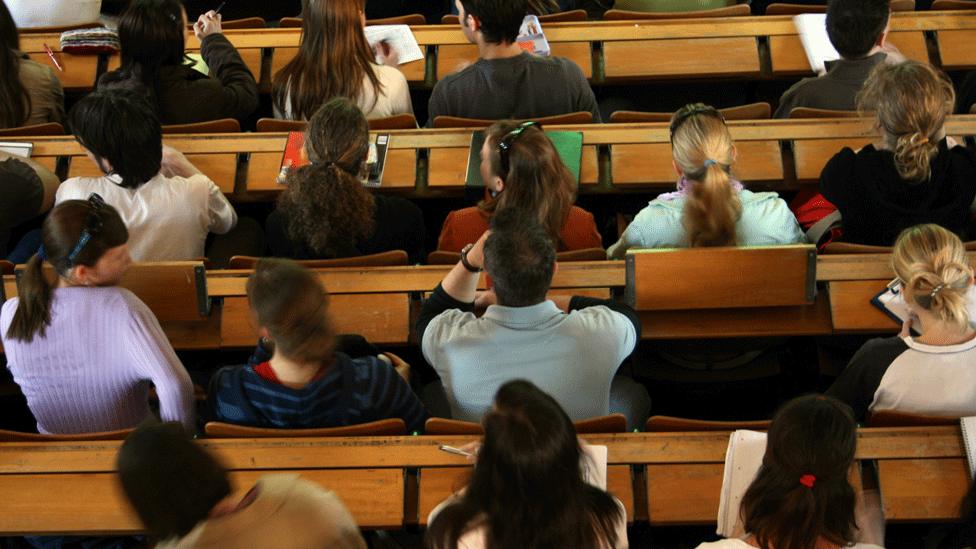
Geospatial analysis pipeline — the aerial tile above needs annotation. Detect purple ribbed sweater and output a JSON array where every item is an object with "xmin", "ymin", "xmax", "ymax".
[{"xmin": 0, "ymin": 286, "xmax": 195, "ymax": 434}]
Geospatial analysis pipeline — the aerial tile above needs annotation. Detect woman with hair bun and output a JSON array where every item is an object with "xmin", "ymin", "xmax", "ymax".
[
  {"xmin": 828, "ymin": 223, "xmax": 976, "ymax": 422},
  {"xmin": 608, "ymin": 103, "xmax": 802, "ymax": 258},
  {"xmin": 697, "ymin": 394, "xmax": 884, "ymax": 549},
  {"xmin": 819, "ymin": 60, "xmax": 976, "ymax": 246}
]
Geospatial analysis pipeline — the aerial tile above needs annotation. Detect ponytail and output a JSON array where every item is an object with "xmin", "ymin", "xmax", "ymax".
[
  {"xmin": 894, "ymin": 131, "xmax": 940, "ymax": 182},
  {"xmin": 5, "ymin": 254, "xmax": 55, "ymax": 343},
  {"xmin": 894, "ymin": 224, "xmax": 973, "ymax": 331},
  {"xmin": 682, "ymin": 162, "xmax": 741, "ymax": 247}
]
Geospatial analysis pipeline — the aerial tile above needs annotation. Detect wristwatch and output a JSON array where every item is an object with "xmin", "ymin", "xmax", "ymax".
[{"xmin": 460, "ymin": 243, "xmax": 483, "ymax": 273}]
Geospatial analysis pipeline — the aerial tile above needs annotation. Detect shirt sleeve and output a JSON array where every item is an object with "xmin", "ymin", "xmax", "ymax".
[
  {"xmin": 426, "ymin": 80, "xmax": 449, "ymax": 127},
  {"xmin": 416, "ymin": 283, "xmax": 475, "ymax": 347},
  {"xmin": 200, "ymin": 175, "xmax": 237, "ymax": 235},
  {"xmin": 569, "ymin": 296, "xmax": 641, "ymax": 343},
  {"xmin": 387, "ymin": 69, "xmax": 413, "ymax": 116},
  {"xmin": 826, "ymin": 337, "xmax": 906, "ymax": 423},
  {"xmin": 125, "ymin": 296, "xmax": 195, "ymax": 432},
  {"xmin": 819, "ymin": 148, "xmax": 856, "ymax": 210},
  {"xmin": 44, "ymin": 66, "xmax": 66, "ymax": 125},
  {"xmin": 367, "ymin": 358, "xmax": 429, "ymax": 434},
  {"xmin": 569, "ymin": 62, "xmax": 601, "ymax": 123},
  {"xmin": 607, "ymin": 215, "xmax": 651, "ymax": 259},
  {"xmin": 198, "ymin": 34, "xmax": 260, "ymax": 120}
]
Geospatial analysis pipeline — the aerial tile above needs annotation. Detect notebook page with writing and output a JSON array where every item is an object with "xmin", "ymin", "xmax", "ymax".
[
  {"xmin": 364, "ymin": 25, "xmax": 424, "ymax": 65},
  {"xmin": 717, "ymin": 430, "xmax": 767, "ymax": 538},
  {"xmin": 962, "ymin": 417, "xmax": 976, "ymax": 479}
]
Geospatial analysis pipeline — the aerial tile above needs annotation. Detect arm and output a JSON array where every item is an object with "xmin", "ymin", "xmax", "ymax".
[
  {"xmin": 370, "ymin": 359, "xmax": 429, "ymax": 434},
  {"xmin": 205, "ymin": 179, "xmax": 238, "ymax": 235},
  {"xmin": 194, "ymin": 13, "xmax": 260, "ymax": 120},
  {"xmin": 607, "ymin": 222, "xmax": 646, "ymax": 260},
  {"xmin": 825, "ymin": 338, "xmax": 903, "ymax": 423},
  {"xmin": 0, "ymin": 154, "xmax": 60, "ymax": 215},
  {"xmin": 568, "ymin": 296, "xmax": 641, "ymax": 340},
  {"xmin": 426, "ymin": 81, "xmax": 448, "ymax": 128},
  {"xmin": 572, "ymin": 64, "xmax": 601, "ymax": 123}
]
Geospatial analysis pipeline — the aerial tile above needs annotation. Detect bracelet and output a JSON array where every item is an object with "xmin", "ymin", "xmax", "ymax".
[{"xmin": 460, "ymin": 243, "xmax": 483, "ymax": 273}]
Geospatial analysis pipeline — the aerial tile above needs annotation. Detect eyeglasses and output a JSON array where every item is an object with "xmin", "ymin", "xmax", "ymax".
[
  {"xmin": 64, "ymin": 193, "xmax": 106, "ymax": 268},
  {"xmin": 669, "ymin": 105, "xmax": 725, "ymax": 142},
  {"xmin": 497, "ymin": 121, "xmax": 541, "ymax": 175}
]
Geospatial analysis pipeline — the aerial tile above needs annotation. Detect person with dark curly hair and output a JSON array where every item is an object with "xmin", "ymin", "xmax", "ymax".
[{"xmin": 265, "ymin": 97, "xmax": 425, "ymax": 263}]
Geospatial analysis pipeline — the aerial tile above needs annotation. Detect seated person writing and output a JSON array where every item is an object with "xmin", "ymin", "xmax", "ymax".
[
  {"xmin": 437, "ymin": 120, "xmax": 602, "ymax": 254},
  {"xmin": 209, "ymin": 258, "xmax": 428, "ymax": 433},
  {"xmin": 427, "ymin": 0, "xmax": 600, "ymax": 125},
  {"xmin": 419, "ymin": 208, "xmax": 650, "ymax": 430}
]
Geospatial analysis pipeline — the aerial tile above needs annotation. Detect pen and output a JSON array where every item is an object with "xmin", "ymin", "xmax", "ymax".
[
  {"xmin": 438, "ymin": 444, "xmax": 473, "ymax": 457},
  {"xmin": 43, "ymin": 44, "xmax": 63, "ymax": 72},
  {"xmin": 214, "ymin": 1, "xmax": 225, "ymax": 14}
]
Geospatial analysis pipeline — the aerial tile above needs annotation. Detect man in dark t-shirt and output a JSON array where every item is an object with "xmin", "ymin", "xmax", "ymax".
[{"xmin": 427, "ymin": 0, "xmax": 600, "ymax": 126}]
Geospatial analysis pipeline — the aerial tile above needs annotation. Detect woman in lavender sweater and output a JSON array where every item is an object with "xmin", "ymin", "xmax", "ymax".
[{"xmin": 0, "ymin": 195, "xmax": 194, "ymax": 434}]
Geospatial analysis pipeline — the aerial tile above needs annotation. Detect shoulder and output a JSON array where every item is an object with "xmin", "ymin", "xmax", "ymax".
[
  {"xmin": 568, "ymin": 205, "xmax": 596, "ymax": 222},
  {"xmin": 18, "ymin": 56, "xmax": 57, "ymax": 84},
  {"xmin": 695, "ymin": 541, "xmax": 748, "ymax": 549},
  {"xmin": 946, "ymin": 142, "xmax": 976, "ymax": 168},
  {"xmin": 373, "ymin": 63, "xmax": 408, "ymax": 86},
  {"xmin": 375, "ymin": 194, "xmax": 422, "ymax": 216},
  {"xmin": 821, "ymin": 147, "xmax": 862, "ymax": 181},
  {"xmin": 0, "ymin": 297, "xmax": 20, "ymax": 329},
  {"xmin": 850, "ymin": 336, "xmax": 909, "ymax": 369},
  {"xmin": 432, "ymin": 63, "xmax": 481, "ymax": 91},
  {"xmin": 738, "ymin": 190, "xmax": 793, "ymax": 214}
]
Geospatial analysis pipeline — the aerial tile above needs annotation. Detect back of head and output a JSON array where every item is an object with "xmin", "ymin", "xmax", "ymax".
[
  {"xmin": 893, "ymin": 224, "xmax": 973, "ymax": 330},
  {"xmin": 459, "ymin": 0, "xmax": 527, "ymax": 44},
  {"xmin": 857, "ymin": 60, "xmax": 955, "ymax": 182},
  {"xmin": 278, "ymin": 97, "xmax": 376, "ymax": 257},
  {"xmin": 272, "ymin": 0, "xmax": 381, "ymax": 120},
  {"xmin": 69, "ymin": 89, "xmax": 163, "ymax": 189},
  {"xmin": 116, "ymin": 0, "xmax": 187, "ymax": 94},
  {"xmin": 483, "ymin": 207, "xmax": 556, "ymax": 307},
  {"xmin": 742, "ymin": 395, "xmax": 858, "ymax": 549},
  {"xmin": 826, "ymin": 0, "xmax": 890, "ymax": 59},
  {"xmin": 118, "ymin": 422, "xmax": 231, "ymax": 540},
  {"xmin": 479, "ymin": 120, "xmax": 575, "ymax": 245},
  {"xmin": 670, "ymin": 103, "xmax": 741, "ymax": 248},
  {"xmin": 247, "ymin": 258, "xmax": 335, "ymax": 365},
  {"xmin": 426, "ymin": 380, "xmax": 621, "ymax": 549},
  {"xmin": 0, "ymin": 0, "xmax": 29, "ymax": 129},
  {"xmin": 6, "ymin": 197, "xmax": 128, "ymax": 343}
]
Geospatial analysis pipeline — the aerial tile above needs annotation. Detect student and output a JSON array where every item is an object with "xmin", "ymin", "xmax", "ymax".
[
  {"xmin": 775, "ymin": 0, "xmax": 897, "ymax": 118},
  {"xmin": 117, "ymin": 422, "xmax": 367, "ymax": 549},
  {"xmin": 209, "ymin": 258, "xmax": 428, "ymax": 433},
  {"xmin": 56, "ymin": 90, "xmax": 238, "ymax": 262},
  {"xmin": 0, "ymin": 0, "xmax": 64, "ymax": 129},
  {"xmin": 419, "ymin": 208, "xmax": 650, "ymax": 429},
  {"xmin": 820, "ymin": 61, "xmax": 976, "ymax": 246},
  {"xmin": 0, "ymin": 197, "xmax": 194, "ymax": 434},
  {"xmin": 425, "ymin": 379, "xmax": 628, "ymax": 549},
  {"xmin": 272, "ymin": 0, "xmax": 412, "ymax": 121},
  {"xmin": 437, "ymin": 120, "xmax": 602, "ymax": 253},
  {"xmin": 827, "ymin": 224, "xmax": 976, "ymax": 422},
  {"xmin": 267, "ymin": 97, "xmax": 425, "ymax": 263},
  {"xmin": 697, "ymin": 394, "xmax": 885, "ymax": 549},
  {"xmin": 608, "ymin": 104, "xmax": 803, "ymax": 258},
  {"xmin": 427, "ymin": 0, "xmax": 600, "ymax": 126},
  {"xmin": 1, "ymin": 153, "xmax": 59, "ymax": 260},
  {"xmin": 99, "ymin": 0, "xmax": 259, "ymax": 124}
]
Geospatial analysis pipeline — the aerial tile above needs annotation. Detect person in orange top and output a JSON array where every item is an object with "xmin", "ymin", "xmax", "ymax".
[{"xmin": 436, "ymin": 120, "xmax": 603, "ymax": 253}]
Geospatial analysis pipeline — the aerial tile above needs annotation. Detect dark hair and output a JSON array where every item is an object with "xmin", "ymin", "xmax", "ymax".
[
  {"xmin": 458, "ymin": 0, "xmax": 527, "ymax": 44},
  {"xmin": 272, "ymin": 0, "xmax": 384, "ymax": 120},
  {"xmin": 741, "ymin": 395, "xmax": 859, "ymax": 549},
  {"xmin": 117, "ymin": 422, "xmax": 232, "ymax": 540},
  {"xmin": 247, "ymin": 258, "xmax": 335, "ymax": 366},
  {"xmin": 0, "ymin": 0, "xmax": 30, "ymax": 128},
  {"xmin": 425, "ymin": 380, "xmax": 622, "ymax": 549},
  {"xmin": 6, "ymin": 198, "xmax": 129, "ymax": 343},
  {"xmin": 483, "ymin": 208, "xmax": 556, "ymax": 307},
  {"xmin": 826, "ymin": 0, "xmax": 890, "ymax": 59},
  {"xmin": 108, "ymin": 0, "xmax": 188, "ymax": 105},
  {"xmin": 69, "ymin": 90, "xmax": 163, "ymax": 189},
  {"xmin": 277, "ymin": 97, "xmax": 376, "ymax": 257},
  {"xmin": 479, "ymin": 121, "xmax": 575, "ymax": 247}
]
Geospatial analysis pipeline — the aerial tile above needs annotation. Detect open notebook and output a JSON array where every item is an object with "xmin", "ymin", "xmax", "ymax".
[
  {"xmin": 962, "ymin": 417, "xmax": 976, "ymax": 479},
  {"xmin": 793, "ymin": 13, "xmax": 840, "ymax": 75},
  {"xmin": 716, "ymin": 430, "xmax": 768, "ymax": 538}
]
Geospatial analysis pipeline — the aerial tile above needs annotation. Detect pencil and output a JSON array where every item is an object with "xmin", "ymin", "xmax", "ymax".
[{"xmin": 43, "ymin": 44, "xmax": 63, "ymax": 72}]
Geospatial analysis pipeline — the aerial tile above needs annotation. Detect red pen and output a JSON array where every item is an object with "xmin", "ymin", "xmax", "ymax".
[{"xmin": 43, "ymin": 44, "xmax": 63, "ymax": 72}]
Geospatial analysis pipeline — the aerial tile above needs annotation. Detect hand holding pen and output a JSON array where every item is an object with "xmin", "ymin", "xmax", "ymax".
[{"xmin": 193, "ymin": 2, "xmax": 225, "ymax": 40}]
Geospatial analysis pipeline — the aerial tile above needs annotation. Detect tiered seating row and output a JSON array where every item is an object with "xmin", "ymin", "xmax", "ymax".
[
  {"xmin": 19, "ymin": 116, "xmax": 976, "ymax": 199},
  {"xmin": 0, "ymin": 426, "xmax": 965, "ymax": 534},
  {"xmin": 16, "ymin": 12, "xmax": 976, "ymax": 91}
]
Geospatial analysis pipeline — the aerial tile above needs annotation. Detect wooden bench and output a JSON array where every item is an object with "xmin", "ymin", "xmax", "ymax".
[{"xmin": 0, "ymin": 427, "xmax": 965, "ymax": 534}]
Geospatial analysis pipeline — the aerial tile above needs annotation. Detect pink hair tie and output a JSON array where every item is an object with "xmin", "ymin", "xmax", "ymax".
[{"xmin": 799, "ymin": 474, "xmax": 816, "ymax": 488}]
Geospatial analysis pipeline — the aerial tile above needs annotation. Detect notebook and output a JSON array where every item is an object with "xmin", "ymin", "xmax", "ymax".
[
  {"xmin": 793, "ymin": 13, "xmax": 840, "ymax": 75},
  {"xmin": 464, "ymin": 130, "xmax": 583, "ymax": 187},
  {"xmin": 871, "ymin": 279, "xmax": 976, "ymax": 335},
  {"xmin": 277, "ymin": 131, "xmax": 389, "ymax": 188},
  {"xmin": 716, "ymin": 430, "xmax": 767, "ymax": 538},
  {"xmin": 962, "ymin": 417, "xmax": 976, "ymax": 479},
  {"xmin": 516, "ymin": 15, "xmax": 550, "ymax": 56},
  {"xmin": 0, "ymin": 142, "xmax": 33, "ymax": 158},
  {"xmin": 363, "ymin": 25, "xmax": 424, "ymax": 65},
  {"xmin": 581, "ymin": 443, "xmax": 609, "ymax": 490}
]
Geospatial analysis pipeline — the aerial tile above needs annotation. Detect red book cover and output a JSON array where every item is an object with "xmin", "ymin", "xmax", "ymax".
[{"xmin": 277, "ymin": 131, "xmax": 308, "ymax": 184}]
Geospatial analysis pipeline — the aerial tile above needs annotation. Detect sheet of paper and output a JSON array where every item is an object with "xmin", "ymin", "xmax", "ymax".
[
  {"xmin": 793, "ymin": 13, "xmax": 840, "ymax": 75},
  {"xmin": 516, "ymin": 14, "xmax": 550, "ymax": 56},
  {"xmin": 364, "ymin": 25, "xmax": 424, "ymax": 66},
  {"xmin": 581, "ymin": 443, "xmax": 608, "ymax": 490},
  {"xmin": 717, "ymin": 430, "xmax": 767, "ymax": 538},
  {"xmin": 962, "ymin": 417, "xmax": 976, "ymax": 479},
  {"xmin": 0, "ymin": 142, "xmax": 33, "ymax": 158}
]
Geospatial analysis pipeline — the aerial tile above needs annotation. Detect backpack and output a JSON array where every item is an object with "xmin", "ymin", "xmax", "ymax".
[{"xmin": 790, "ymin": 188, "xmax": 843, "ymax": 251}]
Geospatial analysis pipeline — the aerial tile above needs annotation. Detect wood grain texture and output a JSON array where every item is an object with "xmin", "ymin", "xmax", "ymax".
[
  {"xmin": 938, "ymin": 29, "xmax": 976, "ymax": 70},
  {"xmin": 603, "ymin": 38, "xmax": 759, "ymax": 80},
  {"xmin": 25, "ymin": 52, "xmax": 100, "ymax": 90},
  {"xmin": 611, "ymin": 140, "xmax": 782, "ymax": 186},
  {"xmin": 793, "ymin": 138, "xmax": 874, "ymax": 181},
  {"xmin": 646, "ymin": 463, "xmax": 723, "ymax": 524},
  {"xmin": 769, "ymin": 31, "xmax": 928, "ymax": 75},
  {"xmin": 827, "ymin": 280, "xmax": 900, "ymax": 333},
  {"xmin": 877, "ymin": 458, "xmax": 968, "ymax": 521}
]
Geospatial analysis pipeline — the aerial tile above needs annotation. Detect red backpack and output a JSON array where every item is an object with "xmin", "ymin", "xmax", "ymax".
[{"xmin": 790, "ymin": 188, "xmax": 843, "ymax": 251}]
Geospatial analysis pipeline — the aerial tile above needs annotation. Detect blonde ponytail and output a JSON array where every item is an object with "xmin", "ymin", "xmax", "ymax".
[
  {"xmin": 893, "ymin": 224, "xmax": 973, "ymax": 330},
  {"xmin": 683, "ymin": 162, "xmax": 742, "ymax": 247},
  {"xmin": 894, "ymin": 132, "xmax": 939, "ymax": 183}
]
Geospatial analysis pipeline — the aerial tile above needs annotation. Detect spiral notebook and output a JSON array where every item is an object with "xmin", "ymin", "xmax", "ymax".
[
  {"xmin": 962, "ymin": 417, "xmax": 976, "ymax": 479},
  {"xmin": 716, "ymin": 430, "xmax": 767, "ymax": 538}
]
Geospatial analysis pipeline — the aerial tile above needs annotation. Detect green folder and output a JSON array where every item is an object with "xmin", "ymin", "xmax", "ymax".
[{"xmin": 464, "ymin": 130, "xmax": 583, "ymax": 188}]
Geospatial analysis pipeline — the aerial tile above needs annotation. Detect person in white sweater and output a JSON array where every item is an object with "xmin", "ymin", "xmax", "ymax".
[
  {"xmin": 6, "ymin": 0, "xmax": 102, "ymax": 28},
  {"xmin": 608, "ymin": 103, "xmax": 803, "ymax": 259},
  {"xmin": 56, "ymin": 90, "xmax": 236, "ymax": 262},
  {"xmin": 271, "ymin": 0, "xmax": 412, "ymax": 121}
]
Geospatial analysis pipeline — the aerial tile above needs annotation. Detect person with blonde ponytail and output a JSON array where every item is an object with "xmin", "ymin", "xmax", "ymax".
[
  {"xmin": 0, "ymin": 196, "xmax": 194, "ymax": 434},
  {"xmin": 697, "ymin": 395, "xmax": 885, "ymax": 549},
  {"xmin": 828, "ymin": 224, "xmax": 976, "ymax": 422},
  {"xmin": 266, "ymin": 97, "xmax": 425, "ymax": 263},
  {"xmin": 608, "ymin": 103, "xmax": 803, "ymax": 259},
  {"xmin": 820, "ymin": 61, "xmax": 976, "ymax": 246}
]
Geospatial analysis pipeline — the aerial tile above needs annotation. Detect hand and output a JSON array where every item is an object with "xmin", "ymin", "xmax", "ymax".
[
  {"xmin": 465, "ymin": 231, "xmax": 490, "ymax": 271},
  {"xmin": 161, "ymin": 145, "xmax": 202, "ymax": 178},
  {"xmin": 459, "ymin": 441, "xmax": 481, "ymax": 463},
  {"xmin": 878, "ymin": 41, "xmax": 906, "ymax": 64},
  {"xmin": 854, "ymin": 488, "xmax": 886, "ymax": 546},
  {"xmin": 194, "ymin": 10, "xmax": 223, "ymax": 40},
  {"xmin": 374, "ymin": 40, "xmax": 399, "ymax": 67}
]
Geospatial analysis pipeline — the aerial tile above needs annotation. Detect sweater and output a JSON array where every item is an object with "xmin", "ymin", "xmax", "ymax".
[
  {"xmin": 774, "ymin": 53, "xmax": 887, "ymax": 118},
  {"xmin": 697, "ymin": 540, "xmax": 882, "ymax": 549},
  {"xmin": 427, "ymin": 52, "xmax": 600, "ymax": 126},
  {"xmin": 0, "ymin": 287, "xmax": 194, "ymax": 434},
  {"xmin": 436, "ymin": 205, "xmax": 603, "ymax": 253},
  {"xmin": 819, "ymin": 140, "xmax": 976, "ymax": 246},
  {"xmin": 209, "ymin": 352, "xmax": 428, "ymax": 433},
  {"xmin": 274, "ymin": 64, "xmax": 413, "ymax": 120},
  {"xmin": 15, "ymin": 53, "xmax": 65, "ymax": 127}
]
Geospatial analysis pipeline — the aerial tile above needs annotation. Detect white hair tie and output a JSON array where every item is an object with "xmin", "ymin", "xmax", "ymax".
[{"xmin": 930, "ymin": 284, "xmax": 946, "ymax": 298}]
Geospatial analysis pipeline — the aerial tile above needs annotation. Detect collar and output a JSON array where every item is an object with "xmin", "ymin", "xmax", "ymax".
[
  {"xmin": 824, "ymin": 52, "xmax": 887, "ymax": 80},
  {"xmin": 903, "ymin": 332, "xmax": 976, "ymax": 354},
  {"xmin": 481, "ymin": 300, "xmax": 564, "ymax": 326},
  {"xmin": 656, "ymin": 176, "xmax": 745, "ymax": 201}
]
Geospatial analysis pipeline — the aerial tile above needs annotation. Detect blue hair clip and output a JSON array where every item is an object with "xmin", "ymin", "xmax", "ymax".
[
  {"xmin": 37, "ymin": 245, "xmax": 48, "ymax": 262},
  {"xmin": 704, "ymin": 159, "xmax": 718, "ymax": 168}
]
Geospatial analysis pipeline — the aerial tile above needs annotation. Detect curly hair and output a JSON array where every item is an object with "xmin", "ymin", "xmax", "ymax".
[{"xmin": 277, "ymin": 97, "xmax": 376, "ymax": 257}]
